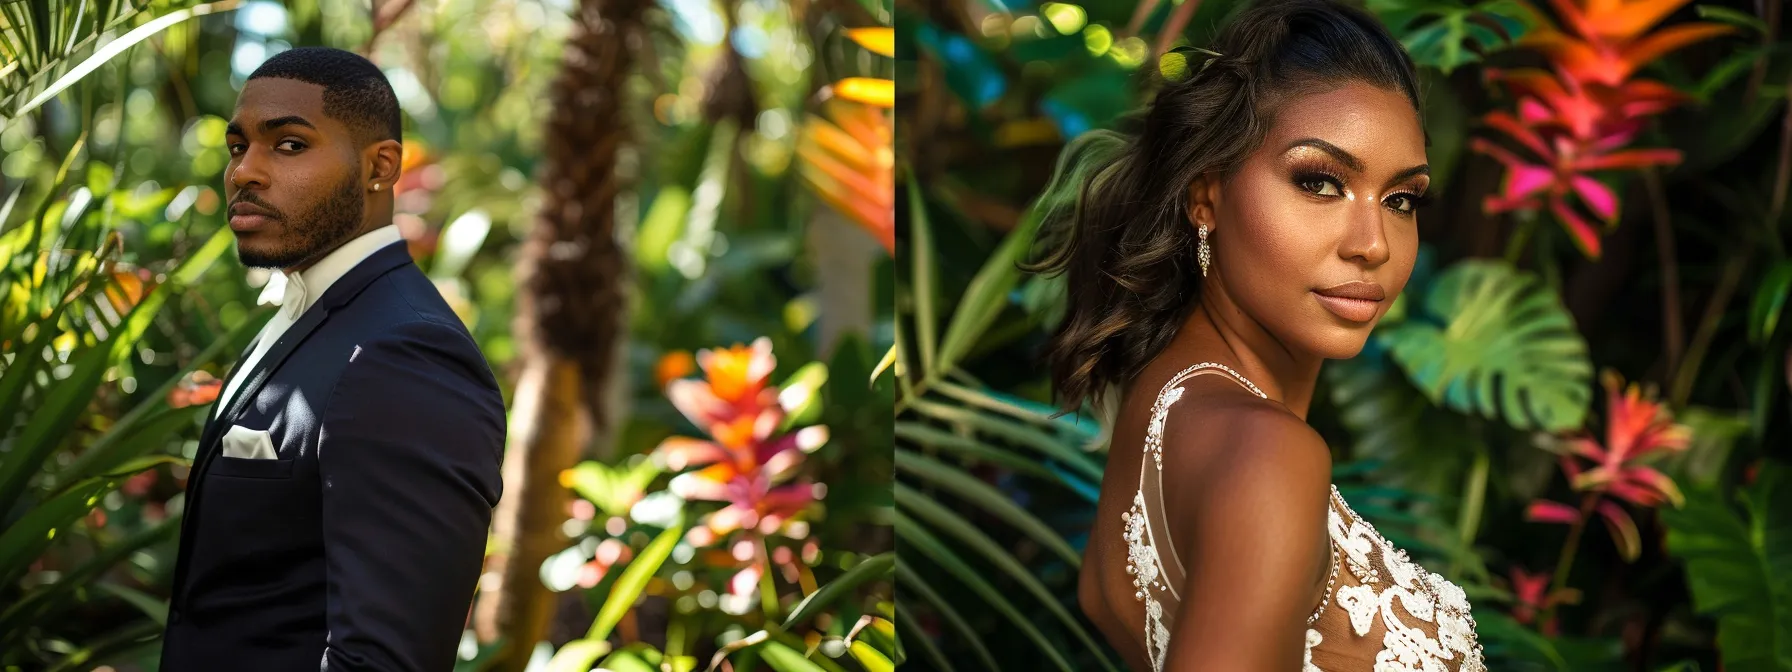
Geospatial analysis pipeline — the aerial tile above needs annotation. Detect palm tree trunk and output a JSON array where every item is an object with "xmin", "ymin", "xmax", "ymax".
[{"xmin": 473, "ymin": 0, "xmax": 648, "ymax": 667}]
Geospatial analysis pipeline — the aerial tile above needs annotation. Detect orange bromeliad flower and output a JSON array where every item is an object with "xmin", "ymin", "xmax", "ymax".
[
  {"xmin": 1476, "ymin": 0, "xmax": 1731, "ymax": 259},
  {"xmin": 799, "ymin": 97, "xmax": 895, "ymax": 254},
  {"xmin": 665, "ymin": 337, "xmax": 780, "ymax": 428},
  {"xmin": 1523, "ymin": 0, "xmax": 1734, "ymax": 86},
  {"xmin": 656, "ymin": 338, "xmax": 829, "ymax": 541}
]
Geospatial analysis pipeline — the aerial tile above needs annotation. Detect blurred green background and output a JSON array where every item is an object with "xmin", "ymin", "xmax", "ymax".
[
  {"xmin": 893, "ymin": 0, "xmax": 1792, "ymax": 670},
  {"xmin": 0, "ymin": 0, "xmax": 897, "ymax": 670}
]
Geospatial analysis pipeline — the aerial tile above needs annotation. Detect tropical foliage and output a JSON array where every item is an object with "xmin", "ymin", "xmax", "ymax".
[
  {"xmin": 2, "ymin": 0, "xmax": 893, "ymax": 670},
  {"xmin": 894, "ymin": 0, "xmax": 1792, "ymax": 670}
]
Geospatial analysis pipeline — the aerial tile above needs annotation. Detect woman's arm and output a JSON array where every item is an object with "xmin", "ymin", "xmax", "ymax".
[{"xmin": 1161, "ymin": 404, "xmax": 1332, "ymax": 671}]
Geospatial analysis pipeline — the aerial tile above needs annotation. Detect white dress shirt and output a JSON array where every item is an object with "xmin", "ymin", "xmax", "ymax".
[{"xmin": 215, "ymin": 224, "xmax": 405, "ymax": 418}]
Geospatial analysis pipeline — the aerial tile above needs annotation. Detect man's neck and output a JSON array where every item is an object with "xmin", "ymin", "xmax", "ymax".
[{"xmin": 281, "ymin": 220, "xmax": 386, "ymax": 276}]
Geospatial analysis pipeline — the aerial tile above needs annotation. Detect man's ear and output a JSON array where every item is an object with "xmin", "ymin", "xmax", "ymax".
[
  {"xmin": 365, "ymin": 139, "xmax": 403, "ymax": 192},
  {"xmin": 1184, "ymin": 172, "xmax": 1222, "ymax": 231}
]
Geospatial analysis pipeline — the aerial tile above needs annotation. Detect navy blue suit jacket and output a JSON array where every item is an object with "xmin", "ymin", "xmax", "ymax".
[{"xmin": 160, "ymin": 241, "xmax": 506, "ymax": 671}]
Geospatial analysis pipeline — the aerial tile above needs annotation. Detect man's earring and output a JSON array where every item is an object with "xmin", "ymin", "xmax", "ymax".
[
  {"xmin": 1197, "ymin": 225, "xmax": 1211, "ymax": 277},
  {"xmin": 372, "ymin": 183, "xmax": 381, "ymax": 192}
]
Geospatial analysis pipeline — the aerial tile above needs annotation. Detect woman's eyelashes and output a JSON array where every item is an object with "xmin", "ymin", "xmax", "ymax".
[{"xmin": 1292, "ymin": 169, "xmax": 1429, "ymax": 216}]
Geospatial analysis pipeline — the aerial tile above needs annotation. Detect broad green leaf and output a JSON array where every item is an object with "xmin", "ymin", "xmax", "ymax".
[
  {"xmin": 936, "ymin": 209, "xmax": 1042, "ymax": 373},
  {"xmin": 586, "ymin": 516, "xmax": 683, "ymax": 642},
  {"xmin": 1380, "ymin": 259, "xmax": 1592, "ymax": 431},
  {"xmin": 757, "ymin": 641, "xmax": 826, "ymax": 672},
  {"xmin": 894, "ymin": 513, "xmax": 1077, "ymax": 672},
  {"xmin": 596, "ymin": 649, "xmax": 657, "ymax": 672},
  {"xmin": 895, "ymin": 485, "xmax": 1117, "ymax": 671},
  {"xmin": 545, "ymin": 639, "xmax": 611, "ymax": 672},
  {"xmin": 1662, "ymin": 464, "xmax": 1792, "ymax": 671},
  {"xmin": 895, "ymin": 449, "xmax": 1080, "ymax": 565},
  {"xmin": 1751, "ymin": 261, "xmax": 1792, "ymax": 344},
  {"xmin": 1660, "ymin": 406, "xmax": 1750, "ymax": 491},
  {"xmin": 848, "ymin": 640, "xmax": 892, "ymax": 672},
  {"xmin": 564, "ymin": 458, "xmax": 662, "ymax": 518},
  {"xmin": 783, "ymin": 551, "xmax": 892, "ymax": 630},
  {"xmin": 1323, "ymin": 353, "xmax": 1472, "ymax": 499}
]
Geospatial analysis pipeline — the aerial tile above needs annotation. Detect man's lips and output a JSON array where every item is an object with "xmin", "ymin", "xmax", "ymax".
[{"xmin": 228, "ymin": 203, "xmax": 278, "ymax": 232}]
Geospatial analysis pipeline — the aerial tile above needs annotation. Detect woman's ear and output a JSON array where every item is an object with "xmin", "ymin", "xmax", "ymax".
[{"xmin": 1185, "ymin": 173, "xmax": 1221, "ymax": 231}]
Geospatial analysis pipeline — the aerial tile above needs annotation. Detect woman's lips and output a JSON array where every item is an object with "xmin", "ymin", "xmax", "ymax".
[{"xmin": 1313, "ymin": 292, "xmax": 1382, "ymax": 323}]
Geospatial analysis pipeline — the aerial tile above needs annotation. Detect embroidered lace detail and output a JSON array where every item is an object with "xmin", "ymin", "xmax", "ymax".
[
  {"xmin": 1326, "ymin": 485, "xmax": 1487, "ymax": 672},
  {"xmin": 1128, "ymin": 362, "xmax": 1485, "ymax": 672},
  {"xmin": 1130, "ymin": 363, "xmax": 1264, "ymax": 672}
]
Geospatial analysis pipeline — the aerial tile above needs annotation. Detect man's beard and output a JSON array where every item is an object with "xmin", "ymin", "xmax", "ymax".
[{"xmin": 236, "ymin": 171, "xmax": 365, "ymax": 270}]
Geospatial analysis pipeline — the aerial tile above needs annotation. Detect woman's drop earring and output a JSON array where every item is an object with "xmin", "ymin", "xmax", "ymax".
[{"xmin": 1197, "ymin": 225, "xmax": 1211, "ymax": 277}]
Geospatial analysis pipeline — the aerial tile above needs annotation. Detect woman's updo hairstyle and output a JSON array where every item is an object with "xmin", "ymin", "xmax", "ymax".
[{"xmin": 1026, "ymin": 0, "xmax": 1425, "ymax": 414}]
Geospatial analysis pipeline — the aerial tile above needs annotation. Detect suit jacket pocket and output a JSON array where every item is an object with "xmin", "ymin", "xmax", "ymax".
[{"xmin": 209, "ymin": 455, "xmax": 296, "ymax": 479}]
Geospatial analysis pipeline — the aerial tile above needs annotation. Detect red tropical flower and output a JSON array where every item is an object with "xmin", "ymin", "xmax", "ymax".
[
  {"xmin": 1526, "ymin": 369, "xmax": 1691, "ymax": 560},
  {"xmin": 1501, "ymin": 566, "xmax": 1577, "ymax": 635},
  {"xmin": 1562, "ymin": 369, "xmax": 1692, "ymax": 505},
  {"xmin": 1471, "ymin": 110, "xmax": 1680, "ymax": 258}
]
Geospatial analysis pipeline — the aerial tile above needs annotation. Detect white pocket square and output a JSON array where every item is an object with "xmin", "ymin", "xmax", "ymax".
[{"xmin": 221, "ymin": 425, "xmax": 278, "ymax": 460}]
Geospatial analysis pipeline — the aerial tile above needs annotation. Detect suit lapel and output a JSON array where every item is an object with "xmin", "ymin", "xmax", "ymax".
[
  {"xmin": 172, "ymin": 241, "xmax": 414, "ymax": 606},
  {"xmin": 186, "ymin": 332, "xmax": 262, "ymax": 500}
]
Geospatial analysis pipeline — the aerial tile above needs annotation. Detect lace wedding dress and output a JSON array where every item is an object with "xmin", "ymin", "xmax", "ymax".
[{"xmin": 1122, "ymin": 362, "xmax": 1485, "ymax": 672}]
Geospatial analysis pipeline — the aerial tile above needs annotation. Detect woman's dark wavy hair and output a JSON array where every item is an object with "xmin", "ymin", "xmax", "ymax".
[{"xmin": 1026, "ymin": 0, "xmax": 1426, "ymax": 414}]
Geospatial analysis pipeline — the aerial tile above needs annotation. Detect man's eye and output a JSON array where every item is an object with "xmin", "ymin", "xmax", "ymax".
[
  {"xmin": 227, "ymin": 143, "xmax": 246, "ymax": 154},
  {"xmin": 276, "ymin": 140, "xmax": 305, "ymax": 151}
]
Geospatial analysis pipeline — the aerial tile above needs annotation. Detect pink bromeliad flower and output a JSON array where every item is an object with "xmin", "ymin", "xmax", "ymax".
[
  {"xmin": 1474, "ymin": 0, "xmax": 1731, "ymax": 259},
  {"xmin": 1470, "ymin": 107, "xmax": 1680, "ymax": 259},
  {"xmin": 1526, "ymin": 370, "xmax": 1691, "ymax": 560}
]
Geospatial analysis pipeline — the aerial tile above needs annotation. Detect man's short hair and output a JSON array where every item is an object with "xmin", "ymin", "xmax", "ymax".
[{"xmin": 247, "ymin": 47, "xmax": 402, "ymax": 145}]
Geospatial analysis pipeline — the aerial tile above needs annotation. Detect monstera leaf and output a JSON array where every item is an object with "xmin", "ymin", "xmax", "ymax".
[
  {"xmin": 1661, "ymin": 463, "xmax": 1792, "ymax": 672},
  {"xmin": 1365, "ymin": 0, "xmax": 1538, "ymax": 73},
  {"xmin": 1378, "ymin": 259, "xmax": 1592, "ymax": 432},
  {"xmin": 1324, "ymin": 350, "xmax": 1474, "ymax": 500}
]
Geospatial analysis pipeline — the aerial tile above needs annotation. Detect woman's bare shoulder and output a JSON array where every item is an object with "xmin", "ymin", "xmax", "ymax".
[{"xmin": 1155, "ymin": 379, "xmax": 1332, "ymax": 540}]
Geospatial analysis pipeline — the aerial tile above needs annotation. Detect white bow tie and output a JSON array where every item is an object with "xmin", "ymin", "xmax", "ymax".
[{"xmin": 280, "ymin": 271, "xmax": 309, "ymax": 320}]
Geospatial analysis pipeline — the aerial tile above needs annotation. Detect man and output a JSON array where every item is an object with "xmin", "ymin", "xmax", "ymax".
[{"xmin": 160, "ymin": 47, "xmax": 506, "ymax": 672}]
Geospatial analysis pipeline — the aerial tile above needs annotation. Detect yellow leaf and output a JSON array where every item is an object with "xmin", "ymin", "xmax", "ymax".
[
  {"xmin": 844, "ymin": 27, "xmax": 895, "ymax": 57},
  {"xmin": 831, "ymin": 78, "xmax": 894, "ymax": 109}
]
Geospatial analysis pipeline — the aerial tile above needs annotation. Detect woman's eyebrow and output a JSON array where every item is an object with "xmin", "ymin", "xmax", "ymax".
[
  {"xmin": 1285, "ymin": 137, "xmax": 1429, "ymax": 186},
  {"xmin": 1284, "ymin": 138, "xmax": 1362, "ymax": 172}
]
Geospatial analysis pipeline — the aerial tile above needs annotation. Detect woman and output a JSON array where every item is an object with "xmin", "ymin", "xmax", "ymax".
[{"xmin": 1028, "ymin": 0, "xmax": 1484, "ymax": 669}]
